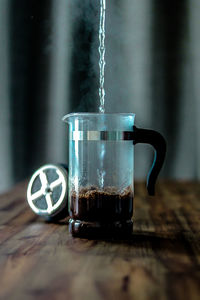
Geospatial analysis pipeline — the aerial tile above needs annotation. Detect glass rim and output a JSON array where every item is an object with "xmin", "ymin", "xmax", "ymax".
[{"xmin": 62, "ymin": 112, "xmax": 136, "ymax": 121}]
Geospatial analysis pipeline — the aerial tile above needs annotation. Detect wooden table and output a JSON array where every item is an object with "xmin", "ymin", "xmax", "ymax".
[{"xmin": 0, "ymin": 181, "xmax": 200, "ymax": 300}]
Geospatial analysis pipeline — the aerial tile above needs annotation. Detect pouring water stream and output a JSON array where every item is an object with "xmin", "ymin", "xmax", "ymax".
[
  {"xmin": 98, "ymin": 0, "xmax": 106, "ymax": 188},
  {"xmin": 99, "ymin": 0, "xmax": 106, "ymax": 114}
]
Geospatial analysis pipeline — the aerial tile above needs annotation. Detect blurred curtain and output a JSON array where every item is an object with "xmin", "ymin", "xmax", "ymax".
[
  {"xmin": 0, "ymin": 0, "xmax": 12, "ymax": 191},
  {"xmin": 0, "ymin": 0, "xmax": 199, "ymax": 193}
]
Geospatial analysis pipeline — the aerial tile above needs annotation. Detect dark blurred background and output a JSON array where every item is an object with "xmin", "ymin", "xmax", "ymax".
[{"xmin": 0, "ymin": 0, "xmax": 199, "ymax": 193}]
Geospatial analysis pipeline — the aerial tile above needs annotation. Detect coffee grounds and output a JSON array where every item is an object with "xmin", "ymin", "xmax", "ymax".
[{"xmin": 70, "ymin": 185, "xmax": 133, "ymax": 222}]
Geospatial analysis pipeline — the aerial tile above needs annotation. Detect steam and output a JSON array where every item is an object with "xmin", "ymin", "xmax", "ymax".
[{"xmin": 68, "ymin": 0, "xmax": 99, "ymax": 112}]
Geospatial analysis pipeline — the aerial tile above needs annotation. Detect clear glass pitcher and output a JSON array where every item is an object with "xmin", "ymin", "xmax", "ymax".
[{"xmin": 63, "ymin": 113, "xmax": 166, "ymax": 237}]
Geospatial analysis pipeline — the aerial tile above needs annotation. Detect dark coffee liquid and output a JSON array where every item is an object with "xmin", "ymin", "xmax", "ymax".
[{"xmin": 69, "ymin": 186, "xmax": 133, "ymax": 237}]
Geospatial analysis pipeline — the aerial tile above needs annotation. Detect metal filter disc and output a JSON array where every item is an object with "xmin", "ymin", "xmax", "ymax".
[{"xmin": 27, "ymin": 164, "xmax": 68, "ymax": 219}]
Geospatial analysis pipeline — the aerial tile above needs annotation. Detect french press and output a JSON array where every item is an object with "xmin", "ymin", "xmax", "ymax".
[{"xmin": 27, "ymin": 113, "xmax": 166, "ymax": 237}]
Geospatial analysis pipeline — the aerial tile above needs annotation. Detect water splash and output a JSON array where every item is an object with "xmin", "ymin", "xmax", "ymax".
[
  {"xmin": 99, "ymin": 0, "xmax": 106, "ymax": 113},
  {"xmin": 97, "ymin": 169, "xmax": 106, "ymax": 189},
  {"xmin": 97, "ymin": 142, "xmax": 106, "ymax": 189}
]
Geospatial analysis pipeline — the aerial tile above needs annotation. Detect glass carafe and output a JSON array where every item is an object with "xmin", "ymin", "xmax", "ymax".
[{"xmin": 63, "ymin": 113, "xmax": 166, "ymax": 237}]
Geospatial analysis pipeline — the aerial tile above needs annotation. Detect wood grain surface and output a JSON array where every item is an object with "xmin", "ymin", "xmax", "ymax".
[{"xmin": 0, "ymin": 181, "xmax": 200, "ymax": 300}]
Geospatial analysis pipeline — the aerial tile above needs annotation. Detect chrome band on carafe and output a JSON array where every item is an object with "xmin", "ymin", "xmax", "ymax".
[{"xmin": 70, "ymin": 131, "xmax": 134, "ymax": 141}]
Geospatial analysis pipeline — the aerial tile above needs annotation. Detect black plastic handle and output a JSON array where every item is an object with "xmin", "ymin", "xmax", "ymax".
[{"xmin": 133, "ymin": 126, "xmax": 166, "ymax": 196}]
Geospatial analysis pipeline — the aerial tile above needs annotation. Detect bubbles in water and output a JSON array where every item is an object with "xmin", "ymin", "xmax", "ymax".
[{"xmin": 99, "ymin": 0, "xmax": 106, "ymax": 113}]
